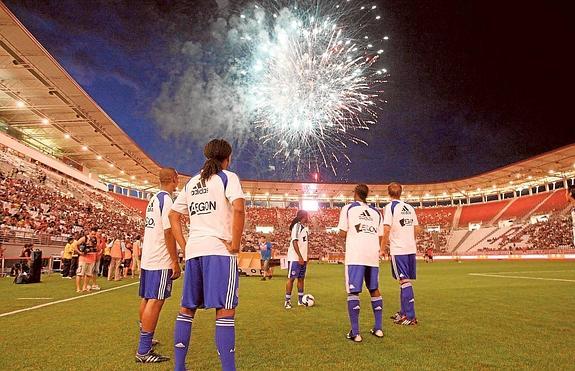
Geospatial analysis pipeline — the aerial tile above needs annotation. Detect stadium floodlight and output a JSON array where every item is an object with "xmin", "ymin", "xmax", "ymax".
[
  {"xmin": 120, "ymin": 170, "xmax": 125, "ymax": 174},
  {"xmin": 64, "ymin": 133, "xmax": 70, "ymax": 139},
  {"xmin": 109, "ymin": 163, "xmax": 114, "ymax": 168},
  {"xmin": 131, "ymin": 175, "xmax": 136, "ymax": 180},
  {"xmin": 41, "ymin": 118, "xmax": 49, "ymax": 124},
  {"xmin": 144, "ymin": 180, "xmax": 148, "ymax": 184},
  {"xmin": 302, "ymin": 199, "xmax": 319, "ymax": 211},
  {"xmin": 81, "ymin": 146, "xmax": 88, "ymax": 151},
  {"xmin": 15, "ymin": 100, "xmax": 25, "ymax": 108},
  {"xmin": 96, "ymin": 155, "xmax": 102, "ymax": 160}
]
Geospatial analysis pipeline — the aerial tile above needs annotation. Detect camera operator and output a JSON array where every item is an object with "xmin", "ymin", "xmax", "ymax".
[{"xmin": 74, "ymin": 227, "xmax": 98, "ymax": 293}]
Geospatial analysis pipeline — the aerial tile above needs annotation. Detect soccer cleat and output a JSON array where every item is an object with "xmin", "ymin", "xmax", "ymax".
[
  {"xmin": 261, "ymin": 277, "xmax": 266, "ymax": 281},
  {"xmin": 298, "ymin": 301, "xmax": 305, "ymax": 306},
  {"xmin": 394, "ymin": 316, "xmax": 418, "ymax": 326},
  {"xmin": 346, "ymin": 331, "xmax": 362, "ymax": 343},
  {"xmin": 91, "ymin": 285, "xmax": 100, "ymax": 291},
  {"xmin": 370, "ymin": 329, "xmax": 384, "ymax": 338},
  {"xmin": 284, "ymin": 301, "xmax": 292, "ymax": 309},
  {"xmin": 135, "ymin": 350, "xmax": 169, "ymax": 363},
  {"xmin": 390, "ymin": 312, "xmax": 402, "ymax": 321}
]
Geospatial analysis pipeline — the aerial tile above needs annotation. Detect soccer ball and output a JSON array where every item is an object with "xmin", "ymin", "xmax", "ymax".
[{"xmin": 302, "ymin": 294, "xmax": 315, "ymax": 307}]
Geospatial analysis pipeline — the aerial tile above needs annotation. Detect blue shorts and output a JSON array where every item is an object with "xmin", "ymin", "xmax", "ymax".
[
  {"xmin": 288, "ymin": 261, "xmax": 307, "ymax": 279},
  {"xmin": 391, "ymin": 254, "xmax": 416, "ymax": 280},
  {"xmin": 181, "ymin": 256, "xmax": 239, "ymax": 310},
  {"xmin": 139, "ymin": 268, "xmax": 173, "ymax": 300},
  {"xmin": 345, "ymin": 265, "xmax": 379, "ymax": 294}
]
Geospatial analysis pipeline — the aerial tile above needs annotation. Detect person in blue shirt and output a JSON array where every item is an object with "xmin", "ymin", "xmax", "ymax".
[{"xmin": 259, "ymin": 235, "xmax": 273, "ymax": 281}]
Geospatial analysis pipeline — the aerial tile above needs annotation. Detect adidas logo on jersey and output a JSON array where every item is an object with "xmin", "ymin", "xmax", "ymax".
[
  {"xmin": 190, "ymin": 179, "xmax": 208, "ymax": 196},
  {"xmin": 359, "ymin": 210, "xmax": 373, "ymax": 221},
  {"xmin": 401, "ymin": 205, "xmax": 411, "ymax": 215}
]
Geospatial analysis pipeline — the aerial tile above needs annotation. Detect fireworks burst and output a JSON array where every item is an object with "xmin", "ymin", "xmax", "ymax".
[{"xmin": 236, "ymin": 0, "xmax": 389, "ymax": 174}]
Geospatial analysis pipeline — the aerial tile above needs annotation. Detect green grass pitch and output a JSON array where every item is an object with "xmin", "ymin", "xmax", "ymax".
[{"xmin": 1, "ymin": 260, "xmax": 574, "ymax": 370}]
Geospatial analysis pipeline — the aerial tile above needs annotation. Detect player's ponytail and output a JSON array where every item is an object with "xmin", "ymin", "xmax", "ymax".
[
  {"xmin": 289, "ymin": 210, "xmax": 309, "ymax": 231},
  {"xmin": 200, "ymin": 139, "xmax": 232, "ymax": 182}
]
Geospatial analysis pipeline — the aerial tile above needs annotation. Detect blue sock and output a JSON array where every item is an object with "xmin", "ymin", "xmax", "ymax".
[
  {"xmin": 174, "ymin": 312, "xmax": 193, "ymax": 371},
  {"xmin": 371, "ymin": 296, "xmax": 383, "ymax": 331},
  {"xmin": 399, "ymin": 286, "xmax": 405, "ymax": 316},
  {"xmin": 347, "ymin": 295, "xmax": 360, "ymax": 336},
  {"xmin": 401, "ymin": 282, "xmax": 416, "ymax": 319},
  {"xmin": 137, "ymin": 331, "xmax": 153, "ymax": 355},
  {"xmin": 215, "ymin": 316, "xmax": 236, "ymax": 371},
  {"xmin": 285, "ymin": 293, "xmax": 291, "ymax": 302},
  {"xmin": 298, "ymin": 289, "xmax": 304, "ymax": 304}
]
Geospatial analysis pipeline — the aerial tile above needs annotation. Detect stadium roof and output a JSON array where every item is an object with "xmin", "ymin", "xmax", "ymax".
[
  {"xmin": 0, "ymin": 3, "xmax": 162, "ymax": 189},
  {"xmin": 0, "ymin": 3, "xmax": 573, "ymax": 201},
  {"xmin": 242, "ymin": 143, "xmax": 575, "ymax": 202}
]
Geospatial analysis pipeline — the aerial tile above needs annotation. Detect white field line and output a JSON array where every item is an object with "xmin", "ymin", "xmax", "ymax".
[
  {"xmin": 487, "ymin": 270, "xmax": 575, "ymax": 274},
  {"xmin": 17, "ymin": 298, "xmax": 53, "ymax": 300},
  {"xmin": 0, "ymin": 281, "xmax": 138, "ymax": 318},
  {"xmin": 469, "ymin": 273, "xmax": 575, "ymax": 283}
]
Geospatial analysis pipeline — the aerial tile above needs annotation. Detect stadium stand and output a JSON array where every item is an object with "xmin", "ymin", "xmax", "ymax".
[{"xmin": 457, "ymin": 199, "xmax": 510, "ymax": 228}]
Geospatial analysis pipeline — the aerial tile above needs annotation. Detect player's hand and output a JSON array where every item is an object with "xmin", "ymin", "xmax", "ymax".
[
  {"xmin": 298, "ymin": 257, "xmax": 305, "ymax": 266},
  {"xmin": 171, "ymin": 261, "xmax": 181, "ymax": 280},
  {"xmin": 221, "ymin": 239, "xmax": 239, "ymax": 254}
]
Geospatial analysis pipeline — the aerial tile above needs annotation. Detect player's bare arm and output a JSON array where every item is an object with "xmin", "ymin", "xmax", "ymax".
[
  {"xmin": 168, "ymin": 210, "xmax": 187, "ymax": 252},
  {"xmin": 293, "ymin": 240, "xmax": 304, "ymax": 265},
  {"xmin": 164, "ymin": 228, "xmax": 181, "ymax": 280},
  {"xmin": 381, "ymin": 225, "xmax": 391, "ymax": 254},
  {"xmin": 229, "ymin": 198, "xmax": 246, "ymax": 254}
]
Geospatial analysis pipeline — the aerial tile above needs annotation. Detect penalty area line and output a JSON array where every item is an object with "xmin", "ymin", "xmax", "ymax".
[
  {"xmin": 469, "ymin": 273, "xmax": 575, "ymax": 283},
  {"xmin": 0, "ymin": 281, "xmax": 139, "ymax": 318}
]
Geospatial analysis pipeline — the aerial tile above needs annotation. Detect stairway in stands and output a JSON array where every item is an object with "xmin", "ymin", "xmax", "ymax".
[
  {"xmin": 488, "ymin": 198, "xmax": 518, "ymax": 225},
  {"xmin": 522, "ymin": 192, "xmax": 556, "ymax": 222},
  {"xmin": 452, "ymin": 206, "xmax": 463, "ymax": 229}
]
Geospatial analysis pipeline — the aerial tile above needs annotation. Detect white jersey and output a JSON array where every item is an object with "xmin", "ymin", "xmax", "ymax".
[
  {"xmin": 383, "ymin": 199, "xmax": 419, "ymax": 255},
  {"xmin": 287, "ymin": 222, "xmax": 309, "ymax": 262},
  {"xmin": 141, "ymin": 191, "xmax": 173, "ymax": 270},
  {"xmin": 171, "ymin": 170, "xmax": 244, "ymax": 259},
  {"xmin": 338, "ymin": 202, "xmax": 383, "ymax": 267}
]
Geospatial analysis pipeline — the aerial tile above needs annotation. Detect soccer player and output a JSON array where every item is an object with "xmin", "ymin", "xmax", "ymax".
[
  {"xmin": 135, "ymin": 168, "xmax": 181, "ymax": 363},
  {"xmin": 382, "ymin": 182, "xmax": 422, "ymax": 326},
  {"xmin": 284, "ymin": 210, "xmax": 310, "ymax": 309},
  {"xmin": 170, "ymin": 139, "xmax": 245, "ymax": 371},
  {"xmin": 338, "ymin": 184, "xmax": 384, "ymax": 342},
  {"xmin": 259, "ymin": 235, "xmax": 272, "ymax": 281}
]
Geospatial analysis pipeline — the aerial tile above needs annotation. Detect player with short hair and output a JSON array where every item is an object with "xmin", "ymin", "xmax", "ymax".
[
  {"xmin": 135, "ymin": 168, "xmax": 181, "ymax": 363},
  {"xmin": 338, "ymin": 184, "xmax": 384, "ymax": 342},
  {"xmin": 284, "ymin": 209, "xmax": 310, "ymax": 309},
  {"xmin": 382, "ymin": 182, "xmax": 422, "ymax": 326},
  {"xmin": 170, "ymin": 139, "xmax": 245, "ymax": 371}
]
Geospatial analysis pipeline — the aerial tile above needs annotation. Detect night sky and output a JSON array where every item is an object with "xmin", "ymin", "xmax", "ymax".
[{"xmin": 5, "ymin": 0, "xmax": 575, "ymax": 183}]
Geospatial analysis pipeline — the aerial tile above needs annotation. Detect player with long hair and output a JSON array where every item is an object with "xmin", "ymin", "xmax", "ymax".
[
  {"xmin": 170, "ymin": 139, "xmax": 245, "ymax": 371},
  {"xmin": 284, "ymin": 209, "xmax": 310, "ymax": 309}
]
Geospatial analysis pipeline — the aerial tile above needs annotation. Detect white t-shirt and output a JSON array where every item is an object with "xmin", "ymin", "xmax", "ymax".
[
  {"xmin": 383, "ymin": 199, "xmax": 419, "ymax": 255},
  {"xmin": 287, "ymin": 222, "xmax": 309, "ymax": 262},
  {"xmin": 141, "ymin": 191, "xmax": 173, "ymax": 270},
  {"xmin": 338, "ymin": 201, "xmax": 383, "ymax": 267},
  {"xmin": 171, "ymin": 170, "xmax": 244, "ymax": 259}
]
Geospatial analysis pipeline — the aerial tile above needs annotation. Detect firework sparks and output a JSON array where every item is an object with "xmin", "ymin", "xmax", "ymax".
[{"xmin": 237, "ymin": 0, "xmax": 388, "ymax": 174}]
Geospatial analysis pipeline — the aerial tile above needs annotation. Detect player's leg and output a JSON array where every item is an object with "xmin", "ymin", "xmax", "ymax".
[
  {"xmin": 75, "ymin": 265, "xmax": 82, "ymax": 292},
  {"xmin": 390, "ymin": 255, "xmax": 404, "ymax": 320},
  {"xmin": 205, "ymin": 256, "xmax": 238, "ymax": 371},
  {"xmin": 285, "ymin": 262, "xmax": 297, "ymax": 308},
  {"xmin": 345, "ymin": 265, "xmax": 363, "ymax": 342},
  {"xmin": 365, "ymin": 266, "xmax": 383, "ymax": 337},
  {"xmin": 174, "ymin": 259, "xmax": 201, "ymax": 371},
  {"xmin": 396, "ymin": 254, "xmax": 417, "ymax": 325},
  {"xmin": 296, "ymin": 262, "xmax": 307, "ymax": 305}
]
